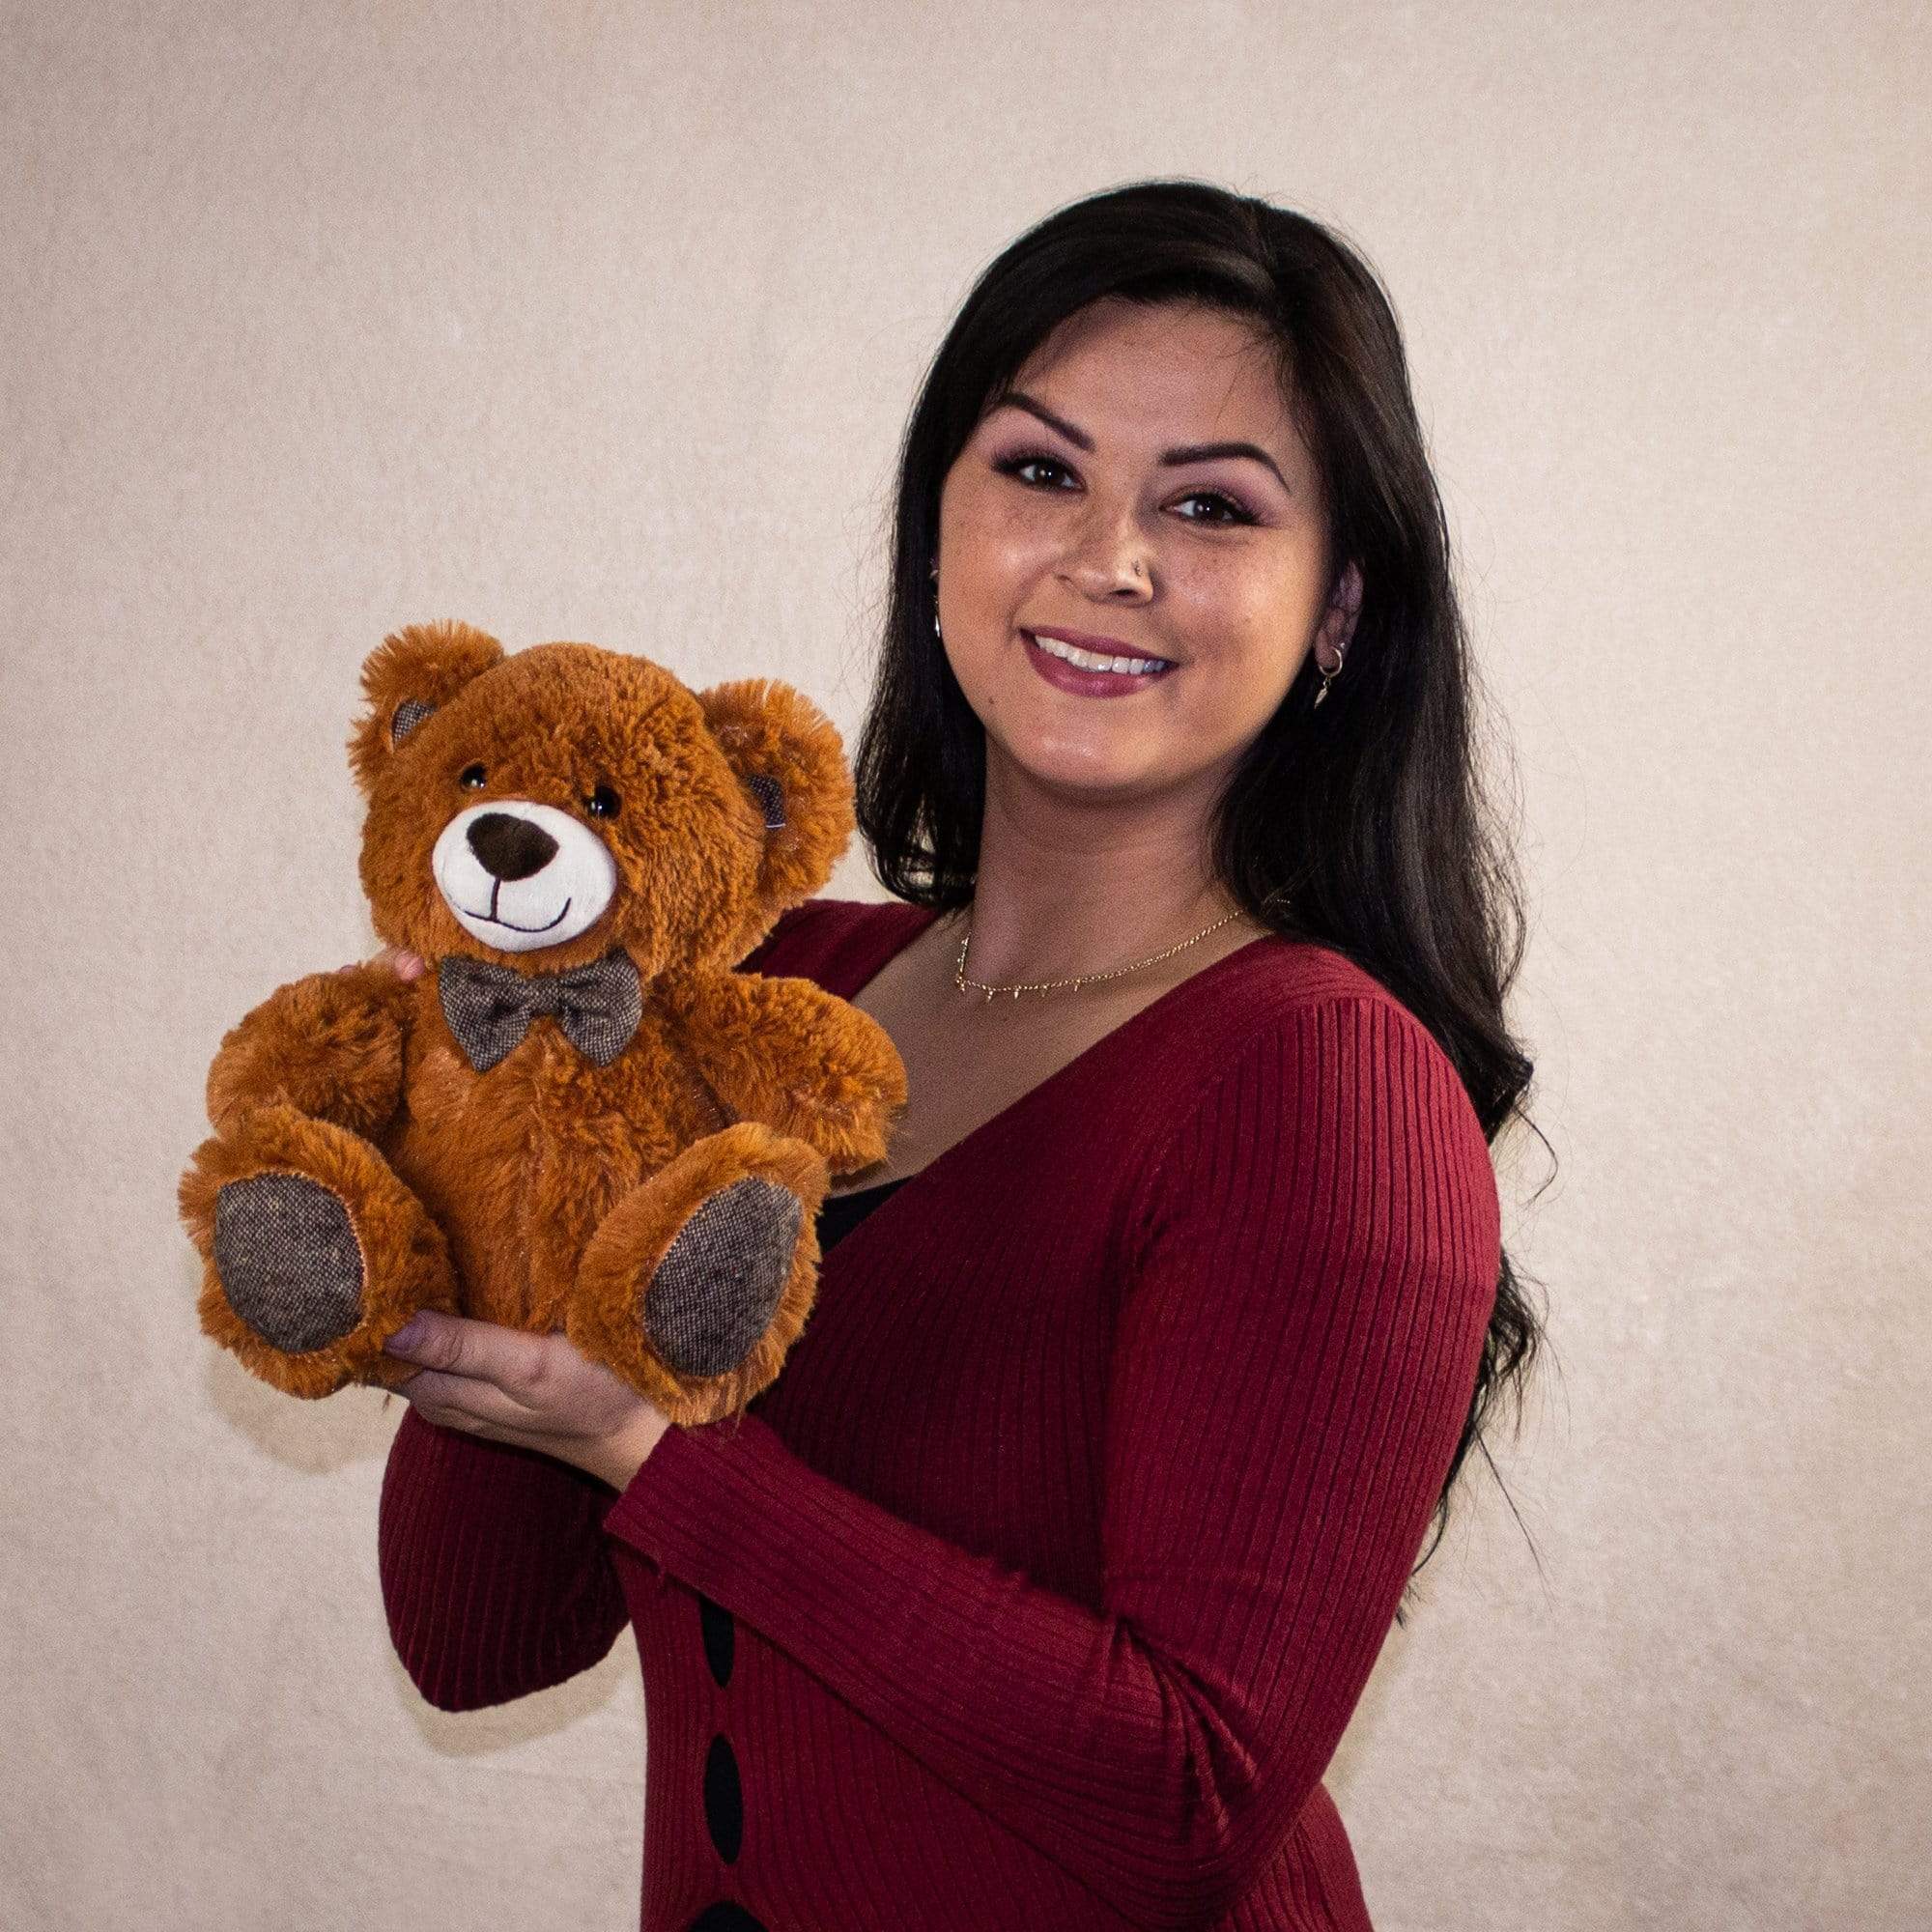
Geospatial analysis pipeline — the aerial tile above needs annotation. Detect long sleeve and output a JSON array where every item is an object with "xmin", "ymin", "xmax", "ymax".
[
  {"xmin": 601, "ymin": 995, "xmax": 1501, "ymax": 1929},
  {"xmin": 379, "ymin": 1403, "xmax": 631, "ymax": 1712}
]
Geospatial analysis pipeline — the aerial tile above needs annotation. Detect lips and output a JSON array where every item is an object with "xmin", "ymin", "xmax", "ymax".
[
  {"xmin": 1021, "ymin": 630, "xmax": 1175, "ymax": 698},
  {"xmin": 1026, "ymin": 626, "xmax": 1175, "ymax": 665}
]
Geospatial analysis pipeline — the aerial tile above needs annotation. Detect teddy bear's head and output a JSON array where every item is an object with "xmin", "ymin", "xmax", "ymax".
[{"xmin": 347, "ymin": 621, "xmax": 852, "ymax": 978}]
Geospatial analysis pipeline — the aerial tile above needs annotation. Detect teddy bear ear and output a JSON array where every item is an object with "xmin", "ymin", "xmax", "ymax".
[
  {"xmin": 347, "ymin": 621, "xmax": 506, "ymax": 794},
  {"xmin": 696, "ymin": 677, "xmax": 854, "ymax": 907}
]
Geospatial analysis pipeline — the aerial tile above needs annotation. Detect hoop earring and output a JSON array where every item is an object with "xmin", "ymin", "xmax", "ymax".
[{"xmin": 1313, "ymin": 648, "xmax": 1344, "ymax": 710}]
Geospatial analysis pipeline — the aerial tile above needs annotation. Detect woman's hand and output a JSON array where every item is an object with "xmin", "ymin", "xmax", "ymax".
[
  {"xmin": 346, "ymin": 945, "xmax": 425, "ymax": 980},
  {"xmin": 384, "ymin": 1310, "xmax": 672, "ymax": 1491}
]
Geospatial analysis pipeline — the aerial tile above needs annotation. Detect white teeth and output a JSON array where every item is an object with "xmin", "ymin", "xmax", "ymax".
[{"xmin": 1030, "ymin": 633, "xmax": 1169, "ymax": 675}]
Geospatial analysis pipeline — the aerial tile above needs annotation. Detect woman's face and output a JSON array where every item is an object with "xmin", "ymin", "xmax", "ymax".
[{"xmin": 935, "ymin": 298, "xmax": 1360, "ymax": 810}]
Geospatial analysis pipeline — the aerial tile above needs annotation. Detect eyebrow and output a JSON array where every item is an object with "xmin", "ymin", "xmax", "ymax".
[{"xmin": 985, "ymin": 389, "xmax": 1293, "ymax": 495}]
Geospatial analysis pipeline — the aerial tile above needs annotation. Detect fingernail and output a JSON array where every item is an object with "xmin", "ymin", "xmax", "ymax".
[{"xmin": 385, "ymin": 1315, "xmax": 431, "ymax": 1354}]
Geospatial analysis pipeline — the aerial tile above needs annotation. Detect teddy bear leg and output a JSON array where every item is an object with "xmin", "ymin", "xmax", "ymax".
[
  {"xmin": 572, "ymin": 1121, "xmax": 829, "ymax": 1428},
  {"xmin": 180, "ymin": 1102, "xmax": 455, "ymax": 1399}
]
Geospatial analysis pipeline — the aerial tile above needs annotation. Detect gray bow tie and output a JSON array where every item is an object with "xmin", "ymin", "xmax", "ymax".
[{"xmin": 438, "ymin": 952, "xmax": 643, "ymax": 1073}]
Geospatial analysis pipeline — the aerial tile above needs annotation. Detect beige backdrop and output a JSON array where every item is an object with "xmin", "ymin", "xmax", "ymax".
[{"xmin": 4, "ymin": 3, "xmax": 1925, "ymax": 1927}]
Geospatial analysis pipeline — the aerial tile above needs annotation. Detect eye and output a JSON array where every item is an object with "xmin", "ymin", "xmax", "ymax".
[
  {"xmin": 993, "ymin": 449, "xmax": 1078, "ymax": 490},
  {"xmin": 458, "ymin": 763, "xmax": 487, "ymax": 789},
  {"xmin": 1172, "ymin": 489, "xmax": 1258, "ymax": 526},
  {"xmin": 585, "ymin": 784, "xmax": 621, "ymax": 819},
  {"xmin": 996, "ymin": 448, "xmax": 1257, "ymax": 526}
]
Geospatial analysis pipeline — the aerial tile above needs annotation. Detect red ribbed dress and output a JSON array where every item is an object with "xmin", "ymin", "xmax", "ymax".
[{"xmin": 378, "ymin": 895, "xmax": 1502, "ymax": 1931}]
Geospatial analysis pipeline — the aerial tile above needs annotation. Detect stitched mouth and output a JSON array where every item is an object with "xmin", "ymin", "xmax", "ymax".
[{"xmin": 453, "ymin": 883, "xmax": 574, "ymax": 934}]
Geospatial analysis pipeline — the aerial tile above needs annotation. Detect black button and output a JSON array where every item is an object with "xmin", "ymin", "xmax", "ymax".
[
  {"xmin": 704, "ymin": 1732, "xmax": 744, "ymax": 1862},
  {"xmin": 697, "ymin": 1592, "xmax": 735, "ymax": 1689},
  {"xmin": 684, "ymin": 1905, "xmax": 768, "ymax": 1931}
]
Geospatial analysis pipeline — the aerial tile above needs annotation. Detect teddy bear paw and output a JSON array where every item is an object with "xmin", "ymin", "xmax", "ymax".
[
  {"xmin": 643, "ymin": 1177, "xmax": 804, "ymax": 1378},
  {"xmin": 212, "ymin": 1173, "xmax": 366, "ymax": 1353}
]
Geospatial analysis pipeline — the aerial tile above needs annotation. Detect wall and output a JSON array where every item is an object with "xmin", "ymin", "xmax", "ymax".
[{"xmin": 3, "ymin": 3, "xmax": 1924, "ymax": 1926}]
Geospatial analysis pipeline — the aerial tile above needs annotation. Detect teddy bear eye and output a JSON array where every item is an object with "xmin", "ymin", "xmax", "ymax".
[
  {"xmin": 459, "ymin": 764, "xmax": 487, "ymax": 789},
  {"xmin": 585, "ymin": 784, "xmax": 622, "ymax": 819}
]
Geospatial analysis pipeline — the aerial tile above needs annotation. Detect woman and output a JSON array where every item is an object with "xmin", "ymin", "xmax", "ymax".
[{"xmin": 377, "ymin": 178, "xmax": 1541, "ymax": 1931}]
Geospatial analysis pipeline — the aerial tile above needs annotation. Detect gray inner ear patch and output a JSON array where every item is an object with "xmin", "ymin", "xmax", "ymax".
[
  {"xmin": 391, "ymin": 697, "xmax": 435, "ymax": 745},
  {"xmin": 213, "ymin": 1172, "xmax": 366, "ymax": 1353},
  {"xmin": 643, "ymin": 1177, "xmax": 803, "ymax": 1378},
  {"xmin": 745, "ymin": 773, "xmax": 785, "ymax": 830}
]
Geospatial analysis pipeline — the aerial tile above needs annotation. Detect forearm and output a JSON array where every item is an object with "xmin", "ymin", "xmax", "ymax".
[
  {"xmin": 603, "ymin": 1413, "xmax": 1420, "ymax": 1930},
  {"xmin": 379, "ymin": 1405, "xmax": 630, "ymax": 1711}
]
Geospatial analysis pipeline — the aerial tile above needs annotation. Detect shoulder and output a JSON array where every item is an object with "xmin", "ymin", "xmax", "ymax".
[
  {"xmin": 731, "ymin": 895, "xmax": 929, "ymax": 992},
  {"xmin": 1133, "ymin": 938, "xmax": 1503, "ymax": 1297},
  {"xmin": 1166, "ymin": 932, "xmax": 1454, "ymax": 1094},
  {"xmin": 1151, "ymin": 935, "xmax": 1497, "ymax": 1207}
]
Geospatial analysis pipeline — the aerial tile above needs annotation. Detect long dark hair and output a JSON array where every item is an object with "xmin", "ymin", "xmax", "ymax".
[{"xmin": 853, "ymin": 179, "xmax": 1547, "ymax": 1596}]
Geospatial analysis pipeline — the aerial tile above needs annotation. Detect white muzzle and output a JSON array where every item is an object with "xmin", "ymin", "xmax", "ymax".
[{"xmin": 431, "ymin": 801, "xmax": 616, "ymax": 953}]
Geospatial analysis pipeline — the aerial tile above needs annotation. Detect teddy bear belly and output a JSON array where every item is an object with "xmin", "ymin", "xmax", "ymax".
[{"xmin": 384, "ymin": 1039, "xmax": 728, "ymax": 1331}]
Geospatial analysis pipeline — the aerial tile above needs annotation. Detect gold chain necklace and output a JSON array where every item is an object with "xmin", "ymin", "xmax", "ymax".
[{"xmin": 952, "ymin": 908, "xmax": 1247, "ymax": 1002}]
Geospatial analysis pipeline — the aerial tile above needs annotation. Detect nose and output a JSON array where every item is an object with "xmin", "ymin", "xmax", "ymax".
[
  {"xmin": 1059, "ymin": 503, "xmax": 1153, "ymax": 601},
  {"xmin": 467, "ymin": 812, "xmax": 558, "ymax": 881}
]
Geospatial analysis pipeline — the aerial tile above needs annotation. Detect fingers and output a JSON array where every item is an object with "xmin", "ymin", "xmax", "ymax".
[
  {"xmin": 383, "ymin": 1315, "xmax": 664, "ymax": 1479},
  {"xmin": 338, "ymin": 946, "xmax": 426, "ymax": 980},
  {"xmin": 399, "ymin": 1367, "xmax": 547, "ymax": 1435},
  {"xmin": 384, "ymin": 1313, "xmax": 557, "ymax": 1436},
  {"xmin": 385, "ymin": 1309, "xmax": 542, "ymax": 1389}
]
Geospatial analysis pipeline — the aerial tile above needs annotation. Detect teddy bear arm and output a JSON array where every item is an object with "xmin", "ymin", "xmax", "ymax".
[
  {"xmin": 668, "ymin": 973, "xmax": 908, "ymax": 1174},
  {"xmin": 206, "ymin": 964, "xmax": 414, "ymax": 1139}
]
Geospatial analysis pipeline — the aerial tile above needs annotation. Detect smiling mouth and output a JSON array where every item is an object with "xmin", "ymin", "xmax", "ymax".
[
  {"xmin": 1024, "ymin": 631, "xmax": 1177, "ymax": 677},
  {"xmin": 455, "ymin": 883, "xmax": 574, "ymax": 933}
]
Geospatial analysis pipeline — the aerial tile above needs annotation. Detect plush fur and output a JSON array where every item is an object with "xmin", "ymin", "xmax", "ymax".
[{"xmin": 180, "ymin": 622, "xmax": 906, "ymax": 1427}]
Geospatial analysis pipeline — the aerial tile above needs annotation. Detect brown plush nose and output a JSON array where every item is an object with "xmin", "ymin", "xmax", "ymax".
[{"xmin": 467, "ymin": 812, "xmax": 558, "ymax": 882}]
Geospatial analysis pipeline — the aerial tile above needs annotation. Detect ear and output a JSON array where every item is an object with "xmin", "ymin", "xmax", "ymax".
[
  {"xmin": 347, "ymin": 621, "xmax": 505, "ymax": 794},
  {"xmin": 1316, "ymin": 561, "xmax": 1364, "ymax": 668},
  {"xmin": 696, "ymin": 677, "xmax": 854, "ymax": 908}
]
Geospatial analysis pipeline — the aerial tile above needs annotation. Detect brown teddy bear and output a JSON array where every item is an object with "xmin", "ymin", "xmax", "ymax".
[{"xmin": 179, "ymin": 621, "xmax": 906, "ymax": 1428}]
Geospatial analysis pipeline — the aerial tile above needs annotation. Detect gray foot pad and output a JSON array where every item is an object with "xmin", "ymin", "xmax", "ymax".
[
  {"xmin": 213, "ymin": 1173, "xmax": 366, "ymax": 1353},
  {"xmin": 643, "ymin": 1178, "xmax": 804, "ymax": 1378}
]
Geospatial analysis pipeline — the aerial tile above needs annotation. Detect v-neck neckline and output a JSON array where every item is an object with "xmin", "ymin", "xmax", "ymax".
[{"xmin": 816, "ymin": 901, "xmax": 1282, "ymax": 1220}]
